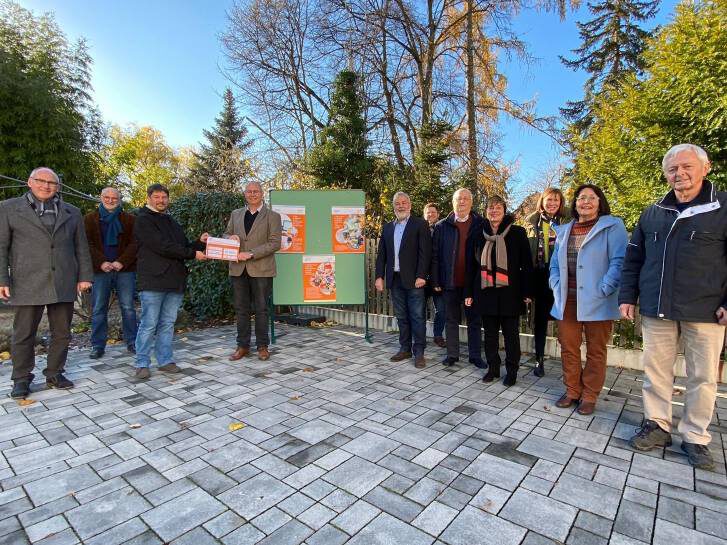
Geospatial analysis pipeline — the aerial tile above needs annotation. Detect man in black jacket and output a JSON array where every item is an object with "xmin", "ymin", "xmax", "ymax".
[
  {"xmin": 133, "ymin": 184, "xmax": 206, "ymax": 379},
  {"xmin": 619, "ymin": 144, "xmax": 727, "ymax": 471},
  {"xmin": 431, "ymin": 188, "xmax": 485, "ymax": 367},
  {"xmin": 375, "ymin": 192, "xmax": 431, "ymax": 368}
]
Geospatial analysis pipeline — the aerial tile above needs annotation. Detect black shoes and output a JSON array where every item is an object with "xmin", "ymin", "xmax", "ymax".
[
  {"xmin": 469, "ymin": 357, "xmax": 487, "ymax": 369},
  {"xmin": 630, "ymin": 420, "xmax": 672, "ymax": 450},
  {"xmin": 46, "ymin": 373, "xmax": 74, "ymax": 390},
  {"xmin": 503, "ymin": 373, "xmax": 517, "ymax": 387},
  {"xmin": 441, "ymin": 356, "xmax": 459, "ymax": 367},
  {"xmin": 681, "ymin": 442, "xmax": 715, "ymax": 471},
  {"xmin": 533, "ymin": 356, "xmax": 545, "ymax": 377},
  {"xmin": 482, "ymin": 368, "xmax": 500, "ymax": 383},
  {"xmin": 88, "ymin": 349, "xmax": 104, "ymax": 359},
  {"xmin": 11, "ymin": 380, "xmax": 31, "ymax": 399},
  {"xmin": 127, "ymin": 345, "xmax": 136, "ymax": 354}
]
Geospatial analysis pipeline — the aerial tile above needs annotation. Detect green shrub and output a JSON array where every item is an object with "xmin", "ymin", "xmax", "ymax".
[{"xmin": 170, "ymin": 192, "xmax": 245, "ymax": 319}]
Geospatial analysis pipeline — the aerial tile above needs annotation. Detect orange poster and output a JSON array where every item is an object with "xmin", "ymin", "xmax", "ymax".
[
  {"xmin": 273, "ymin": 205, "xmax": 306, "ymax": 253},
  {"xmin": 331, "ymin": 206, "xmax": 365, "ymax": 253},
  {"xmin": 303, "ymin": 255, "xmax": 336, "ymax": 302}
]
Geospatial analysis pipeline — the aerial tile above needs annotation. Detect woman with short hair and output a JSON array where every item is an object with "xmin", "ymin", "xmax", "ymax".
[
  {"xmin": 525, "ymin": 187, "xmax": 567, "ymax": 377},
  {"xmin": 465, "ymin": 196, "xmax": 533, "ymax": 387},
  {"xmin": 549, "ymin": 184, "xmax": 628, "ymax": 415}
]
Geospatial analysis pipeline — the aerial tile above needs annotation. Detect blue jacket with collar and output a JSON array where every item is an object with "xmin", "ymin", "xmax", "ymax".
[
  {"xmin": 549, "ymin": 214, "xmax": 628, "ymax": 321},
  {"xmin": 619, "ymin": 180, "xmax": 727, "ymax": 322},
  {"xmin": 430, "ymin": 211, "xmax": 485, "ymax": 290}
]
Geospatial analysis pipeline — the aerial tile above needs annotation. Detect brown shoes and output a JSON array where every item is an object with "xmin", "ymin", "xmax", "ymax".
[
  {"xmin": 158, "ymin": 363, "xmax": 180, "ymax": 374},
  {"xmin": 390, "ymin": 351, "xmax": 412, "ymax": 362},
  {"xmin": 577, "ymin": 401, "xmax": 596, "ymax": 415},
  {"xmin": 229, "ymin": 347, "xmax": 250, "ymax": 361},
  {"xmin": 258, "ymin": 346, "xmax": 270, "ymax": 361},
  {"xmin": 433, "ymin": 336, "xmax": 446, "ymax": 348},
  {"xmin": 555, "ymin": 394, "xmax": 577, "ymax": 408},
  {"xmin": 414, "ymin": 356, "xmax": 426, "ymax": 368}
]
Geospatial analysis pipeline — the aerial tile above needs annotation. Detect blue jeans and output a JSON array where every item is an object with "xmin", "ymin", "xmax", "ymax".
[
  {"xmin": 432, "ymin": 292, "xmax": 446, "ymax": 338},
  {"xmin": 90, "ymin": 271, "xmax": 138, "ymax": 351},
  {"xmin": 391, "ymin": 275, "xmax": 427, "ymax": 357},
  {"xmin": 135, "ymin": 291, "xmax": 184, "ymax": 368}
]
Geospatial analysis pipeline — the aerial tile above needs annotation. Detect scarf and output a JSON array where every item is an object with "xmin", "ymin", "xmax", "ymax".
[
  {"xmin": 480, "ymin": 222, "xmax": 512, "ymax": 288},
  {"xmin": 26, "ymin": 192, "xmax": 59, "ymax": 233},
  {"xmin": 99, "ymin": 203, "xmax": 123, "ymax": 246},
  {"xmin": 536, "ymin": 213, "xmax": 560, "ymax": 268}
]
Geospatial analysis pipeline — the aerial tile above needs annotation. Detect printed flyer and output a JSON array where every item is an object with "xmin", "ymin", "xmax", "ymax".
[
  {"xmin": 303, "ymin": 255, "xmax": 336, "ymax": 302},
  {"xmin": 331, "ymin": 206, "xmax": 365, "ymax": 253},
  {"xmin": 272, "ymin": 205, "xmax": 306, "ymax": 253}
]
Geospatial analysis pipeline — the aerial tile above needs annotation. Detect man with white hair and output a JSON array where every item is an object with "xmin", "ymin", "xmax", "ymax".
[
  {"xmin": 375, "ymin": 192, "xmax": 431, "ymax": 368},
  {"xmin": 620, "ymin": 144, "xmax": 727, "ymax": 470},
  {"xmin": 84, "ymin": 187, "xmax": 138, "ymax": 359},
  {"xmin": 0, "ymin": 167, "xmax": 93, "ymax": 398},
  {"xmin": 431, "ymin": 188, "xmax": 486, "ymax": 367}
]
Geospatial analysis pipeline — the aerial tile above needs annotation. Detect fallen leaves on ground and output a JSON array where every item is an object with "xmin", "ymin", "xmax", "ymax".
[
  {"xmin": 543, "ymin": 405, "xmax": 551, "ymax": 412},
  {"xmin": 302, "ymin": 367, "xmax": 315, "ymax": 372},
  {"xmin": 309, "ymin": 320, "xmax": 338, "ymax": 329},
  {"xmin": 0, "ymin": 351, "xmax": 11, "ymax": 361},
  {"xmin": 290, "ymin": 396, "xmax": 301, "ymax": 401},
  {"xmin": 129, "ymin": 423, "xmax": 142, "ymax": 429},
  {"xmin": 17, "ymin": 399, "xmax": 35, "ymax": 406},
  {"xmin": 228, "ymin": 422, "xmax": 246, "ymax": 432}
]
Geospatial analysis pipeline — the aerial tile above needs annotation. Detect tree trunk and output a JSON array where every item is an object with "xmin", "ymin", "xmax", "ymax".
[{"xmin": 466, "ymin": 0, "xmax": 479, "ymax": 203}]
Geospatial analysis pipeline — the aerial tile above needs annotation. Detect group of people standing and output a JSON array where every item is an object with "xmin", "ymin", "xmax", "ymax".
[
  {"xmin": 0, "ymin": 143, "xmax": 723, "ymax": 471},
  {"xmin": 376, "ymin": 143, "xmax": 725, "ymax": 470},
  {"xmin": 0, "ymin": 176, "xmax": 280, "ymax": 391}
]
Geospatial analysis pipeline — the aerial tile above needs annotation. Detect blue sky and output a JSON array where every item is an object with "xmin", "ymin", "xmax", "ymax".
[{"xmin": 21, "ymin": 0, "xmax": 679, "ymax": 197}]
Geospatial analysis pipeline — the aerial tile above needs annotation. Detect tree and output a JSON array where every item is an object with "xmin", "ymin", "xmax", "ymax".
[
  {"xmin": 568, "ymin": 0, "xmax": 726, "ymax": 227},
  {"xmin": 0, "ymin": 0, "xmax": 103, "ymax": 203},
  {"xmin": 560, "ymin": 0, "xmax": 660, "ymax": 131},
  {"xmin": 99, "ymin": 125, "xmax": 188, "ymax": 206},
  {"xmin": 412, "ymin": 119, "xmax": 453, "ymax": 213},
  {"xmin": 187, "ymin": 89, "xmax": 253, "ymax": 192},
  {"xmin": 305, "ymin": 70, "xmax": 373, "ymax": 192}
]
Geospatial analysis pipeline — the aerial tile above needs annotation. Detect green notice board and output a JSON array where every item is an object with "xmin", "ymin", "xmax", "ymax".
[{"xmin": 270, "ymin": 190, "xmax": 366, "ymax": 305}]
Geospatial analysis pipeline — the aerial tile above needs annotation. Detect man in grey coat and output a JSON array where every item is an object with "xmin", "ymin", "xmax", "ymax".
[{"xmin": 0, "ymin": 167, "xmax": 93, "ymax": 398}]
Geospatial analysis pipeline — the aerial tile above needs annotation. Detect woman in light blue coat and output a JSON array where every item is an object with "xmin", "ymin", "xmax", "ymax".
[{"xmin": 549, "ymin": 184, "xmax": 628, "ymax": 415}]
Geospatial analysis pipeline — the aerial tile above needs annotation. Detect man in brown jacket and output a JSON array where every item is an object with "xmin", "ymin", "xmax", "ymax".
[
  {"xmin": 224, "ymin": 181, "xmax": 281, "ymax": 361},
  {"xmin": 84, "ymin": 187, "xmax": 138, "ymax": 358}
]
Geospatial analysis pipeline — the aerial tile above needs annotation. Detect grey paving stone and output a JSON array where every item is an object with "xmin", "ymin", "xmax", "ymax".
[
  {"xmin": 440, "ymin": 505, "xmax": 527, "ymax": 545},
  {"xmin": 550, "ymin": 473, "xmax": 621, "ymax": 519},
  {"xmin": 500, "ymin": 488, "xmax": 577, "ymax": 542},
  {"xmin": 323, "ymin": 456, "xmax": 392, "ymax": 497},
  {"xmin": 340, "ymin": 431, "xmax": 399, "ymax": 462},
  {"xmin": 305, "ymin": 524, "xmax": 349, "ymax": 545},
  {"xmin": 23, "ymin": 465, "xmax": 102, "ymax": 506},
  {"xmin": 653, "ymin": 518, "xmax": 727, "ymax": 545},
  {"xmin": 288, "ymin": 420, "xmax": 341, "ymax": 444},
  {"xmin": 219, "ymin": 472, "xmax": 295, "ymax": 519},
  {"xmin": 203, "ymin": 510, "xmax": 246, "ymax": 538},
  {"xmin": 347, "ymin": 512, "xmax": 434, "ymax": 545},
  {"xmin": 405, "ymin": 477, "xmax": 447, "ymax": 506},
  {"xmin": 574, "ymin": 511, "xmax": 613, "ymax": 538},
  {"xmin": 251, "ymin": 506, "xmax": 291, "ymax": 534},
  {"xmin": 141, "ymin": 487, "xmax": 226, "ymax": 542},
  {"xmin": 298, "ymin": 502, "xmax": 336, "ymax": 530},
  {"xmin": 257, "ymin": 519, "xmax": 313, "ymax": 545},
  {"xmin": 66, "ymin": 486, "xmax": 151, "ymax": 540},
  {"xmin": 517, "ymin": 434, "xmax": 575, "ymax": 464},
  {"xmin": 657, "ymin": 496, "xmax": 695, "ymax": 528},
  {"xmin": 170, "ymin": 526, "xmax": 220, "ymax": 545},
  {"xmin": 278, "ymin": 492, "xmax": 316, "ymax": 517},
  {"xmin": 221, "ymin": 523, "xmax": 265, "ymax": 545},
  {"xmin": 364, "ymin": 486, "xmax": 424, "ymax": 522},
  {"xmin": 412, "ymin": 501, "xmax": 458, "ymax": 537},
  {"xmin": 84, "ymin": 517, "xmax": 148, "ymax": 545},
  {"xmin": 554, "ymin": 426, "xmax": 609, "ymax": 453},
  {"xmin": 24, "ymin": 514, "xmax": 68, "ymax": 543},
  {"xmin": 613, "ymin": 499, "xmax": 655, "ymax": 542},
  {"xmin": 463, "ymin": 452, "xmax": 529, "ymax": 491},
  {"xmin": 566, "ymin": 527, "xmax": 608, "ymax": 545},
  {"xmin": 696, "ymin": 508, "xmax": 727, "ymax": 540},
  {"xmin": 630, "ymin": 453, "xmax": 694, "ymax": 490},
  {"xmin": 202, "ymin": 440, "xmax": 266, "ymax": 473},
  {"xmin": 389, "ymin": 423, "xmax": 443, "ymax": 450},
  {"xmin": 331, "ymin": 499, "xmax": 381, "ymax": 535}
]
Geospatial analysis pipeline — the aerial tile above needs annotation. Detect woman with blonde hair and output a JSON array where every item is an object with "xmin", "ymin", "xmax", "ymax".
[{"xmin": 525, "ymin": 187, "xmax": 567, "ymax": 377}]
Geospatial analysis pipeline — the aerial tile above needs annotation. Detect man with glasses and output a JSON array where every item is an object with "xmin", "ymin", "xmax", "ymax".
[
  {"xmin": 0, "ymin": 167, "xmax": 93, "ymax": 398},
  {"xmin": 218, "ymin": 181, "xmax": 281, "ymax": 361},
  {"xmin": 84, "ymin": 187, "xmax": 138, "ymax": 359}
]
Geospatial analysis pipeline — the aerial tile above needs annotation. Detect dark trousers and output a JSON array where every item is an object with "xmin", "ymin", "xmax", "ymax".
[
  {"xmin": 443, "ymin": 288, "xmax": 482, "ymax": 359},
  {"xmin": 532, "ymin": 268, "xmax": 554, "ymax": 359},
  {"xmin": 231, "ymin": 272, "xmax": 272, "ymax": 348},
  {"xmin": 430, "ymin": 292, "xmax": 446, "ymax": 338},
  {"xmin": 483, "ymin": 315, "xmax": 521, "ymax": 376},
  {"xmin": 11, "ymin": 302, "xmax": 74, "ymax": 381},
  {"xmin": 391, "ymin": 274, "xmax": 426, "ymax": 357}
]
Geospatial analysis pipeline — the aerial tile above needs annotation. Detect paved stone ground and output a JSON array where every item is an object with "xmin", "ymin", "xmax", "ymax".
[{"xmin": 0, "ymin": 323, "xmax": 725, "ymax": 545}]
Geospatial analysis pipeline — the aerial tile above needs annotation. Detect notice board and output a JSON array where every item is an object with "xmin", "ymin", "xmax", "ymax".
[{"xmin": 270, "ymin": 190, "xmax": 366, "ymax": 305}]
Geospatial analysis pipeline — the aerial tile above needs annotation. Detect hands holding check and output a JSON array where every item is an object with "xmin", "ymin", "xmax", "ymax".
[{"xmin": 199, "ymin": 233, "xmax": 250, "ymax": 262}]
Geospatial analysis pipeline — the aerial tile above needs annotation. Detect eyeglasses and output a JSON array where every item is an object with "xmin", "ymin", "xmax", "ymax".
[
  {"xmin": 30, "ymin": 178, "xmax": 59, "ymax": 187},
  {"xmin": 576, "ymin": 195, "xmax": 599, "ymax": 203},
  {"xmin": 101, "ymin": 196, "xmax": 120, "ymax": 202}
]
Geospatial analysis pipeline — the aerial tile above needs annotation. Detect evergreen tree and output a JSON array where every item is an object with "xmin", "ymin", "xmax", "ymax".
[
  {"xmin": 412, "ymin": 120, "xmax": 453, "ymax": 214},
  {"xmin": 305, "ymin": 71, "xmax": 372, "ymax": 192},
  {"xmin": 560, "ymin": 0, "xmax": 660, "ymax": 131},
  {"xmin": 0, "ymin": 1, "xmax": 103, "ymax": 202},
  {"xmin": 188, "ymin": 88, "xmax": 253, "ymax": 192}
]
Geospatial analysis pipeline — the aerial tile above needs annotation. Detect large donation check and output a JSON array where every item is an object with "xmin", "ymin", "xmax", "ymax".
[{"xmin": 205, "ymin": 237, "xmax": 240, "ymax": 261}]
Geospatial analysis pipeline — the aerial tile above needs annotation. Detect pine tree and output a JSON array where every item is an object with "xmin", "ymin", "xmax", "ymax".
[
  {"xmin": 188, "ymin": 88, "xmax": 253, "ymax": 192},
  {"xmin": 560, "ymin": 0, "xmax": 660, "ymax": 131},
  {"xmin": 305, "ymin": 70, "xmax": 372, "ymax": 192}
]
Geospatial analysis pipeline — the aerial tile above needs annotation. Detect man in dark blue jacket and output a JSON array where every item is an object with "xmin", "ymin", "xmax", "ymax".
[
  {"xmin": 430, "ymin": 188, "xmax": 485, "ymax": 367},
  {"xmin": 619, "ymin": 144, "xmax": 727, "ymax": 471},
  {"xmin": 375, "ymin": 192, "xmax": 431, "ymax": 368}
]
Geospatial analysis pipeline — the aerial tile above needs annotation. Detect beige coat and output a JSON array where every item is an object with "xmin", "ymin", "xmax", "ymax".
[{"xmin": 224, "ymin": 204, "xmax": 282, "ymax": 277}]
